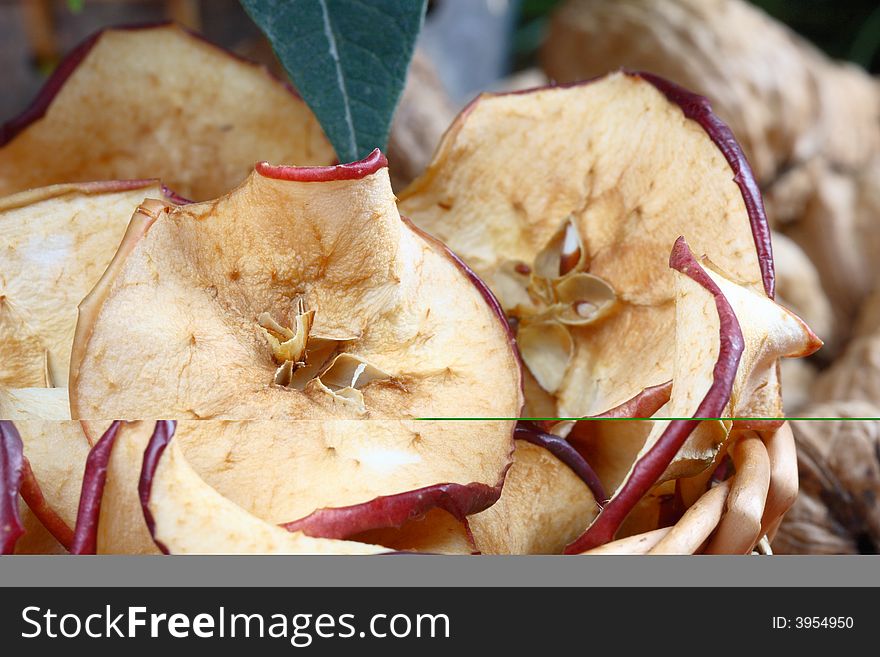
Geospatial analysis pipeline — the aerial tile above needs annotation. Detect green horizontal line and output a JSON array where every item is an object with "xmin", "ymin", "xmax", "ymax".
[{"xmin": 414, "ymin": 417, "xmax": 880, "ymax": 422}]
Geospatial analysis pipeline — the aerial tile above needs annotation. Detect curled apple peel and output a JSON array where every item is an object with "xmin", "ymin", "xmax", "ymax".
[
  {"xmin": 0, "ymin": 421, "xmax": 25, "ymax": 554},
  {"xmin": 1, "ymin": 57, "xmax": 822, "ymax": 555}
]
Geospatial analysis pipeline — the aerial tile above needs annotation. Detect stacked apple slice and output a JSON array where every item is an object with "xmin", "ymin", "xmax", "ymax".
[
  {"xmin": 1, "ymin": 27, "xmax": 821, "ymax": 555},
  {"xmin": 0, "ymin": 23, "xmax": 335, "ymax": 201},
  {"xmin": 2, "ymin": 153, "xmax": 525, "ymax": 554}
]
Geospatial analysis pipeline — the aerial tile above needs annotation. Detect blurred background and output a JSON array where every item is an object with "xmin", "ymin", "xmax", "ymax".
[{"xmin": 1, "ymin": 0, "xmax": 878, "ymax": 553}]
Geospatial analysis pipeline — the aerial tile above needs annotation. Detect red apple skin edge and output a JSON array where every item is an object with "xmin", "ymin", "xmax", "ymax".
[
  {"xmin": 282, "ymin": 479, "xmax": 507, "ymax": 541},
  {"xmin": 591, "ymin": 381, "xmax": 673, "ymax": 420},
  {"xmin": 0, "ymin": 22, "xmax": 306, "ymax": 148},
  {"xmin": 18, "ymin": 459, "xmax": 75, "ymax": 549},
  {"xmin": 514, "ymin": 424, "xmax": 608, "ymax": 503},
  {"xmin": 564, "ymin": 237, "xmax": 745, "ymax": 554},
  {"xmin": 0, "ymin": 421, "xmax": 25, "ymax": 554},
  {"xmin": 257, "ymin": 148, "xmax": 387, "ymax": 182},
  {"xmin": 69, "ymin": 421, "xmax": 123, "ymax": 555},
  {"xmin": 137, "ymin": 420, "xmax": 177, "ymax": 555}
]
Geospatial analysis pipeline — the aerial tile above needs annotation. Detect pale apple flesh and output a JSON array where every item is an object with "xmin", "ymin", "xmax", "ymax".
[
  {"xmin": 467, "ymin": 437, "xmax": 599, "ymax": 554},
  {"xmin": 0, "ymin": 24, "xmax": 335, "ymax": 201},
  {"xmin": 139, "ymin": 421, "xmax": 389, "ymax": 555},
  {"xmin": 0, "ymin": 181, "xmax": 171, "ymax": 390},
  {"xmin": 0, "ymin": 388, "xmax": 70, "ymax": 421}
]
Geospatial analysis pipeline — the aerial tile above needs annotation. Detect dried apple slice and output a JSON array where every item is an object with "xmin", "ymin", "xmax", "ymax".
[
  {"xmin": 467, "ymin": 431, "xmax": 602, "ymax": 554},
  {"xmin": 399, "ymin": 71, "xmax": 774, "ymax": 419},
  {"xmin": 565, "ymin": 239, "xmax": 819, "ymax": 552},
  {"xmin": 0, "ymin": 421, "xmax": 25, "ymax": 553},
  {"xmin": 0, "ymin": 181, "xmax": 171, "ymax": 390},
  {"xmin": 71, "ymin": 152, "xmax": 522, "ymax": 538},
  {"xmin": 69, "ymin": 152, "xmax": 520, "ymax": 536},
  {"xmin": 0, "ymin": 24, "xmax": 334, "ymax": 200},
  {"xmin": 139, "ymin": 422, "xmax": 388, "ymax": 555},
  {"xmin": 71, "ymin": 151, "xmax": 521, "ymax": 424}
]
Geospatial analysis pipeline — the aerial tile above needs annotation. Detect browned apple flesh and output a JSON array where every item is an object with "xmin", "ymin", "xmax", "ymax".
[{"xmin": 0, "ymin": 24, "xmax": 335, "ymax": 201}]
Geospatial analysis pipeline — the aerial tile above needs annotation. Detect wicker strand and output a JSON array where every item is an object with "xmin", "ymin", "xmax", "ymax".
[
  {"xmin": 704, "ymin": 432, "xmax": 771, "ymax": 554},
  {"xmin": 578, "ymin": 423, "xmax": 795, "ymax": 555},
  {"xmin": 580, "ymin": 527, "xmax": 671, "ymax": 554},
  {"xmin": 759, "ymin": 422, "xmax": 798, "ymax": 535},
  {"xmin": 649, "ymin": 479, "xmax": 731, "ymax": 554}
]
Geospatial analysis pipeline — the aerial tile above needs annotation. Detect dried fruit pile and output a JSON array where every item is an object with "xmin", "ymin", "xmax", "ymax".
[
  {"xmin": 2, "ymin": 22, "xmax": 821, "ymax": 555},
  {"xmin": 542, "ymin": 0, "xmax": 880, "ymax": 554}
]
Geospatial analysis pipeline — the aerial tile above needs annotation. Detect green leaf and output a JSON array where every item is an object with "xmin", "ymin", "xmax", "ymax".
[
  {"xmin": 67, "ymin": 0, "xmax": 84, "ymax": 13},
  {"xmin": 241, "ymin": 0, "xmax": 427, "ymax": 163}
]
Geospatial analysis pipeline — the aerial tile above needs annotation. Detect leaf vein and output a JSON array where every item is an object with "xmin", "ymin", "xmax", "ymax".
[{"xmin": 318, "ymin": 0, "xmax": 358, "ymax": 159}]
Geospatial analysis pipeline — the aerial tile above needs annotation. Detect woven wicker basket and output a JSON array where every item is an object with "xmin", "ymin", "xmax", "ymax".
[{"xmin": 581, "ymin": 423, "xmax": 796, "ymax": 555}]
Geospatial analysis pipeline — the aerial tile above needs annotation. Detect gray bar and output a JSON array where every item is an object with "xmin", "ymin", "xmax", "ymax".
[{"xmin": 1, "ymin": 556, "xmax": 877, "ymax": 587}]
